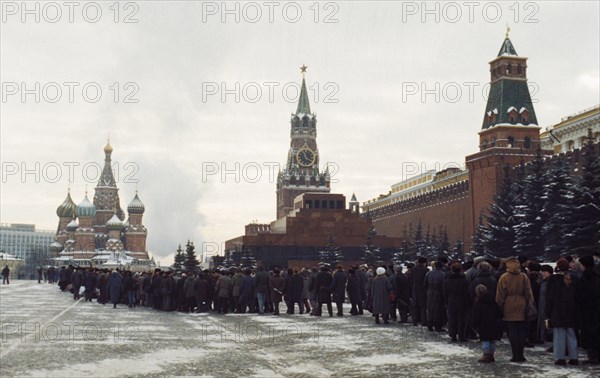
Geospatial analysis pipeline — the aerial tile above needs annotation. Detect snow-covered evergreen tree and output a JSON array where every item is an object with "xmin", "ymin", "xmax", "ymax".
[
  {"xmin": 472, "ymin": 214, "xmax": 486, "ymax": 255},
  {"xmin": 541, "ymin": 157, "xmax": 574, "ymax": 261},
  {"xmin": 564, "ymin": 130, "xmax": 600, "ymax": 255},
  {"xmin": 172, "ymin": 244, "xmax": 185, "ymax": 271},
  {"xmin": 514, "ymin": 149, "xmax": 547, "ymax": 259},
  {"xmin": 363, "ymin": 225, "xmax": 379, "ymax": 266},
  {"xmin": 483, "ymin": 165, "xmax": 517, "ymax": 258},
  {"xmin": 319, "ymin": 232, "xmax": 343, "ymax": 269},
  {"xmin": 184, "ymin": 241, "xmax": 200, "ymax": 273},
  {"xmin": 414, "ymin": 221, "xmax": 426, "ymax": 257},
  {"xmin": 439, "ymin": 227, "xmax": 451, "ymax": 255},
  {"xmin": 451, "ymin": 239, "xmax": 464, "ymax": 261}
]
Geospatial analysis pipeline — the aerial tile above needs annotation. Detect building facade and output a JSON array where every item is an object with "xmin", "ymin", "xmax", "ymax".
[
  {"xmin": 0, "ymin": 223, "xmax": 54, "ymax": 270},
  {"xmin": 540, "ymin": 105, "xmax": 600, "ymax": 153},
  {"xmin": 51, "ymin": 142, "xmax": 154, "ymax": 271}
]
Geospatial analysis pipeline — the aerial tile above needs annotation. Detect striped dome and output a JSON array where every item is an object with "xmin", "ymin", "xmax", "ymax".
[
  {"xmin": 127, "ymin": 193, "xmax": 145, "ymax": 214},
  {"xmin": 106, "ymin": 213, "xmax": 124, "ymax": 231},
  {"xmin": 56, "ymin": 192, "xmax": 77, "ymax": 218},
  {"xmin": 76, "ymin": 196, "xmax": 96, "ymax": 217}
]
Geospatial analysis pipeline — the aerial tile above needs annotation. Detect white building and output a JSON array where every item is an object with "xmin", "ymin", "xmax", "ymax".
[{"xmin": 540, "ymin": 105, "xmax": 600, "ymax": 153}]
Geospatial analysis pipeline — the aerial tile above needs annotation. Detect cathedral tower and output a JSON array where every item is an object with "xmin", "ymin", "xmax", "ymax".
[
  {"xmin": 93, "ymin": 140, "xmax": 125, "ymax": 245},
  {"xmin": 276, "ymin": 66, "xmax": 331, "ymax": 219}
]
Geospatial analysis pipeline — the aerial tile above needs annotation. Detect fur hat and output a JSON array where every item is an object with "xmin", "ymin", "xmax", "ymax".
[
  {"xmin": 579, "ymin": 256, "xmax": 594, "ymax": 270},
  {"xmin": 540, "ymin": 265, "xmax": 553, "ymax": 274},
  {"xmin": 473, "ymin": 256, "xmax": 485, "ymax": 265},
  {"xmin": 417, "ymin": 256, "xmax": 427, "ymax": 264},
  {"xmin": 556, "ymin": 258, "xmax": 570, "ymax": 271},
  {"xmin": 376, "ymin": 267, "xmax": 386, "ymax": 276}
]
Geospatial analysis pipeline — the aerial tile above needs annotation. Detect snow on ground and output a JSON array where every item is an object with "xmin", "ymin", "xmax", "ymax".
[{"xmin": 1, "ymin": 281, "xmax": 599, "ymax": 377}]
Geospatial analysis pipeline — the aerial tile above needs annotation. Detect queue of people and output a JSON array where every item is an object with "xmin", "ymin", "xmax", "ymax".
[{"xmin": 51, "ymin": 252, "xmax": 600, "ymax": 366}]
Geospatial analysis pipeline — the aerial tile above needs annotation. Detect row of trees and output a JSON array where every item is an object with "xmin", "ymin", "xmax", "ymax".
[
  {"xmin": 474, "ymin": 131, "xmax": 600, "ymax": 261},
  {"xmin": 172, "ymin": 241, "xmax": 201, "ymax": 272}
]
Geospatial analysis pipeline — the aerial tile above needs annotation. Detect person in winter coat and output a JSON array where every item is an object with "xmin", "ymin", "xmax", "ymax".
[
  {"xmin": 411, "ymin": 257, "xmax": 429, "ymax": 326},
  {"xmin": 329, "ymin": 265, "xmax": 348, "ymax": 316},
  {"xmin": 286, "ymin": 268, "xmax": 305, "ymax": 314},
  {"xmin": 443, "ymin": 263, "xmax": 471, "ymax": 342},
  {"xmin": 356, "ymin": 265, "xmax": 368, "ymax": 315},
  {"xmin": 527, "ymin": 262, "xmax": 543, "ymax": 344},
  {"xmin": 194, "ymin": 273, "xmax": 210, "ymax": 313},
  {"xmin": 151, "ymin": 271, "xmax": 163, "ymax": 310},
  {"xmin": 184, "ymin": 274, "xmax": 196, "ymax": 313},
  {"xmin": 176, "ymin": 274, "xmax": 187, "ymax": 311},
  {"xmin": 307, "ymin": 267, "xmax": 319, "ymax": 315},
  {"xmin": 371, "ymin": 267, "xmax": 392, "ymax": 324},
  {"xmin": 160, "ymin": 272, "xmax": 176, "ymax": 311},
  {"xmin": 469, "ymin": 262, "xmax": 497, "ymax": 300},
  {"xmin": 215, "ymin": 271, "xmax": 232, "ymax": 314},
  {"xmin": 254, "ymin": 266, "xmax": 270, "ymax": 315},
  {"xmin": 231, "ymin": 269, "xmax": 243, "ymax": 313},
  {"xmin": 108, "ymin": 271, "xmax": 123, "ymax": 309},
  {"xmin": 239, "ymin": 269, "xmax": 255, "ymax": 313},
  {"xmin": 314, "ymin": 266, "xmax": 333, "ymax": 317},
  {"xmin": 83, "ymin": 269, "xmax": 97, "ymax": 302},
  {"xmin": 301, "ymin": 269, "xmax": 312, "ymax": 314},
  {"xmin": 496, "ymin": 257, "xmax": 534, "ymax": 363},
  {"xmin": 71, "ymin": 268, "xmax": 84, "ymax": 300},
  {"xmin": 346, "ymin": 269, "xmax": 361, "ymax": 315},
  {"xmin": 537, "ymin": 265, "xmax": 553, "ymax": 348},
  {"xmin": 59, "ymin": 266, "xmax": 68, "ymax": 290},
  {"xmin": 424, "ymin": 261, "xmax": 446, "ymax": 332},
  {"xmin": 269, "ymin": 269, "xmax": 285, "ymax": 315},
  {"xmin": 394, "ymin": 265, "xmax": 410, "ymax": 323},
  {"xmin": 545, "ymin": 258, "xmax": 579, "ymax": 365},
  {"xmin": 97, "ymin": 270, "xmax": 109, "ymax": 304},
  {"xmin": 472, "ymin": 284, "xmax": 502, "ymax": 363},
  {"xmin": 577, "ymin": 255, "xmax": 600, "ymax": 364},
  {"xmin": 122, "ymin": 271, "xmax": 135, "ymax": 307}
]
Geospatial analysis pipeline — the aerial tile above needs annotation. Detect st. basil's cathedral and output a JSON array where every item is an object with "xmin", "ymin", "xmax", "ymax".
[{"xmin": 50, "ymin": 141, "xmax": 154, "ymax": 271}]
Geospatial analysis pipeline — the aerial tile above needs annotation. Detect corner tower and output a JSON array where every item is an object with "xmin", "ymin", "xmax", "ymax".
[
  {"xmin": 276, "ymin": 65, "xmax": 331, "ymax": 219},
  {"xmin": 466, "ymin": 30, "xmax": 546, "ymax": 234}
]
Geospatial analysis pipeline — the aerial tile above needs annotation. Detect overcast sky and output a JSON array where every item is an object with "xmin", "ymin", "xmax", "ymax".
[{"xmin": 1, "ymin": 1, "xmax": 599, "ymax": 265}]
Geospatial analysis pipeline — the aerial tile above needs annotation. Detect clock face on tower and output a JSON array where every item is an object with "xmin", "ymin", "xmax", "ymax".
[{"xmin": 296, "ymin": 147, "xmax": 316, "ymax": 167}]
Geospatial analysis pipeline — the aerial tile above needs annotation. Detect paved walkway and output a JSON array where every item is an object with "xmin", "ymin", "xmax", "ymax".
[{"xmin": 1, "ymin": 281, "xmax": 598, "ymax": 377}]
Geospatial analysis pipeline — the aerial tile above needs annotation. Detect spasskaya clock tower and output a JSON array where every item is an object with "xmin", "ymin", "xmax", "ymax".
[{"xmin": 276, "ymin": 65, "xmax": 331, "ymax": 219}]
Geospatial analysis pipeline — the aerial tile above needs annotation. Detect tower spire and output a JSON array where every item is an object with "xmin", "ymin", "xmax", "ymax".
[{"xmin": 296, "ymin": 65, "xmax": 311, "ymax": 115}]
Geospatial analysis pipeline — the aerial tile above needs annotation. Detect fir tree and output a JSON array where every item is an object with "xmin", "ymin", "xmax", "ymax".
[
  {"xmin": 451, "ymin": 239, "xmax": 464, "ymax": 261},
  {"xmin": 514, "ymin": 149, "xmax": 547, "ymax": 259},
  {"xmin": 184, "ymin": 240, "xmax": 200, "ymax": 273},
  {"xmin": 541, "ymin": 157, "xmax": 574, "ymax": 261},
  {"xmin": 564, "ymin": 130, "xmax": 600, "ymax": 255},
  {"xmin": 439, "ymin": 227, "xmax": 451, "ymax": 255},
  {"xmin": 414, "ymin": 220, "xmax": 426, "ymax": 257},
  {"xmin": 484, "ymin": 165, "xmax": 517, "ymax": 258},
  {"xmin": 472, "ymin": 214, "xmax": 486, "ymax": 255},
  {"xmin": 319, "ymin": 232, "xmax": 343, "ymax": 269},
  {"xmin": 364, "ymin": 226, "xmax": 382, "ymax": 266},
  {"xmin": 172, "ymin": 244, "xmax": 185, "ymax": 271}
]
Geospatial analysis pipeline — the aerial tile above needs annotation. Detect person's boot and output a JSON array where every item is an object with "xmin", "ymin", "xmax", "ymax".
[
  {"xmin": 383, "ymin": 314, "xmax": 390, "ymax": 325},
  {"xmin": 478, "ymin": 354, "xmax": 490, "ymax": 363},
  {"xmin": 375, "ymin": 315, "xmax": 381, "ymax": 324},
  {"xmin": 489, "ymin": 352, "xmax": 495, "ymax": 362}
]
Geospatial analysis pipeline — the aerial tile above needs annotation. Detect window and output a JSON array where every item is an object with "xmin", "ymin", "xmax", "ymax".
[
  {"xmin": 482, "ymin": 140, "xmax": 488, "ymax": 150},
  {"xmin": 329, "ymin": 200, "xmax": 335, "ymax": 209},
  {"xmin": 507, "ymin": 136, "xmax": 515, "ymax": 148},
  {"xmin": 507, "ymin": 63, "xmax": 512, "ymax": 74},
  {"xmin": 524, "ymin": 137, "xmax": 531, "ymax": 149},
  {"xmin": 517, "ymin": 64, "xmax": 522, "ymax": 75},
  {"xmin": 315, "ymin": 200, "xmax": 320, "ymax": 209}
]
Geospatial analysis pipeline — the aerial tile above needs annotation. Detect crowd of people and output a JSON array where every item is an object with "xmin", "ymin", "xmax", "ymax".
[{"xmin": 50, "ymin": 252, "xmax": 600, "ymax": 366}]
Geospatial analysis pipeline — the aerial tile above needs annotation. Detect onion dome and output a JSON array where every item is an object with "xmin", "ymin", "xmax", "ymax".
[
  {"xmin": 104, "ymin": 140, "xmax": 113, "ymax": 154},
  {"xmin": 49, "ymin": 241, "xmax": 64, "ymax": 253},
  {"xmin": 56, "ymin": 191, "xmax": 77, "ymax": 218},
  {"xmin": 76, "ymin": 195, "xmax": 96, "ymax": 217},
  {"xmin": 127, "ymin": 193, "xmax": 145, "ymax": 214},
  {"xmin": 106, "ymin": 213, "xmax": 125, "ymax": 231},
  {"xmin": 66, "ymin": 219, "xmax": 79, "ymax": 232}
]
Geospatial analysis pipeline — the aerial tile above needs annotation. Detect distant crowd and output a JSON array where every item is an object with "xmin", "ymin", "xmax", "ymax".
[{"xmin": 45, "ymin": 252, "xmax": 600, "ymax": 366}]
